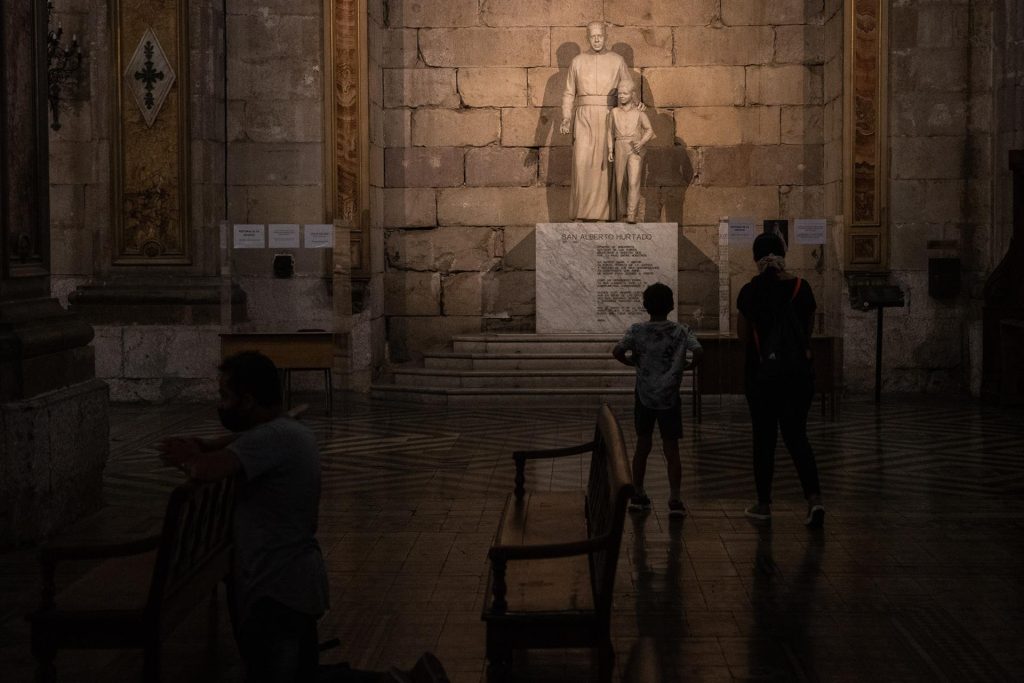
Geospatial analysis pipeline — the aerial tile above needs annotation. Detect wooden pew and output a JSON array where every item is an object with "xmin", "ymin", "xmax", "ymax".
[
  {"xmin": 482, "ymin": 404, "xmax": 634, "ymax": 682},
  {"xmin": 29, "ymin": 477, "xmax": 235, "ymax": 682}
]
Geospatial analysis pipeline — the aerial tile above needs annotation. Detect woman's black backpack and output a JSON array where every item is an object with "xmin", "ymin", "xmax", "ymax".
[{"xmin": 753, "ymin": 278, "xmax": 813, "ymax": 383}]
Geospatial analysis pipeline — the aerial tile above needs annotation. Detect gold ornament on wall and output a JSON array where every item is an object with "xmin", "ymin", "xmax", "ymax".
[
  {"xmin": 844, "ymin": 0, "xmax": 889, "ymax": 271},
  {"xmin": 111, "ymin": 0, "xmax": 190, "ymax": 265}
]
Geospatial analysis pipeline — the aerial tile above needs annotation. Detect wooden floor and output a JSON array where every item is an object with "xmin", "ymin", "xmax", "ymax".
[{"xmin": 1, "ymin": 393, "xmax": 1022, "ymax": 681}]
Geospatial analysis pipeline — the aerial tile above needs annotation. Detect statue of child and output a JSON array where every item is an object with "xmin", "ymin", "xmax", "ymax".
[{"xmin": 607, "ymin": 81, "xmax": 655, "ymax": 223}]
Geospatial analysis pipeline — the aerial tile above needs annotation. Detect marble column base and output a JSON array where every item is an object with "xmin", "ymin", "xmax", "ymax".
[{"xmin": 0, "ymin": 379, "xmax": 109, "ymax": 547}]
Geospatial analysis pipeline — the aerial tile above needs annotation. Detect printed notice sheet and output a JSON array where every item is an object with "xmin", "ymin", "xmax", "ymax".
[
  {"xmin": 233, "ymin": 224, "xmax": 265, "ymax": 249},
  {"xmin": 728, "ymin": 217, "xmax": 756, "ymax": 241},
  {"xmin": 794, "ymin": 218, "xmax": 827, "ymax": 245},
  {"xmin": 304, "ymin": 224, "xmax": 334, "ymax": 249},
  {"xmin": 268, "ymin": 224, "xmax": 300, "ymax": 248}
]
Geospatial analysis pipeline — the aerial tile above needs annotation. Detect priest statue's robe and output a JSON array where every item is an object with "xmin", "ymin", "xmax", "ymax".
[{"xmin": 561, "ymin": 49, "xmax": 632, "ymax": 221}]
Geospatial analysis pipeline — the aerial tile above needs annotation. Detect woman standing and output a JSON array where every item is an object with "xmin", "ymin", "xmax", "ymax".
[{"xmin": 736, "ymin": 232, "xmax": 825, "ymax": 527}]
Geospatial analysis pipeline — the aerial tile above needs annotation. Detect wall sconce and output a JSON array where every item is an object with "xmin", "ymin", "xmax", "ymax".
[{"xmin": 47, "ymin": 0, "xmax": 83, "ymax": 132}]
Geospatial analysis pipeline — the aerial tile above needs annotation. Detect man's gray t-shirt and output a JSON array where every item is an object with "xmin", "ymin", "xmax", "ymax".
[
  {"xmin": 228, "ymin": 416, "xmax": 329, "ymax": 621},
  {"xmin": 615, "ymin": 320, "xmax": 702, "ymax": 410}
]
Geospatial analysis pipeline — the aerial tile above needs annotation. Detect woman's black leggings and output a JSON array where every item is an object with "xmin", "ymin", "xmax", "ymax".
[{"xmin": 745, "ymin": 379, "xmax": 821, "ymax": 505}]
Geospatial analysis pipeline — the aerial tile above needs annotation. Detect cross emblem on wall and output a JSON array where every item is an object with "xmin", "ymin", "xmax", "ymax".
[
  {"xmin": 123, "ymin": 28, "xmax": 175, "ymax": 127},
  {"xmin": 134, "ymin": 41, "xmax": 165, "ymax": 110}
]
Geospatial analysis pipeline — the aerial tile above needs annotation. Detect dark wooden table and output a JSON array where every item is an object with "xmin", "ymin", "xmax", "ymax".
[
  {"xmin": 693, "ymin": 335, "xmax": 843, "ymax": 421},
  {"xmin": 219, "ymin": 332, "xmax": 334, "ymax": 414}
]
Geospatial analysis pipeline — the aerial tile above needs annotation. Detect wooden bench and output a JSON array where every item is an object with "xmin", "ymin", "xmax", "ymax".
[
  {"xmin": 29, "ymin": 477, "xmax": 235, "ymax": 682},
  {"xmin": 482, "ymin": 404, "xmax": 634, "ymax": 681}
]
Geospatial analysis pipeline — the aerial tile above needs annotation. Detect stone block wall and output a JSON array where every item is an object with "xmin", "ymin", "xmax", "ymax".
[
  {"xmin": 226, "ymin": 0, "xmax": 330, "ymax": 337},
  {"xmin": 380, "ymin": 0, "xmax": 832, "ymax": 360},
  {"xmin": 92, "ymin": 325, "xmax": 221, "ymax": 401},
  {"xmin": 51, "ymin": 0, "xmax": 228, "ymax": 291},
  {"xmin": 841, "ymin": 0, "xmax": 998, "ymax": 392},
  {"xmin": 49, "ymin": 0, "xmax": 331, "ymax": 401},
  {"xmin": 822, "ymin": 0, "xmax": 843, "ymax": 222},
  {"xmin": 48, "ymin": 0, "xmax": 112, "ymax": 305}
]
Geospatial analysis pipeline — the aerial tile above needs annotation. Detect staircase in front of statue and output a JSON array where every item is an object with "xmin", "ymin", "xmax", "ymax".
[{"xmin": 370, "ymin": 333, "xmax": 696, "ymax": 405}]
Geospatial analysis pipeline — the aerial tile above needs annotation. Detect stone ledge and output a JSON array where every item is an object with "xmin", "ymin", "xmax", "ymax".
[{"xmin": 69, "ymin": 282, "xmax": 247, "ymax": 326}]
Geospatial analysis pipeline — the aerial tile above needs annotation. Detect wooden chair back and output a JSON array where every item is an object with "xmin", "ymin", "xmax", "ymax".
[
  {"xmin": 145, "ymin": 477, "xmax": 235, "ymax": 632},
  {"xmin": 585, "ymin": 404, "xmax": 634, "ymax": 619}
]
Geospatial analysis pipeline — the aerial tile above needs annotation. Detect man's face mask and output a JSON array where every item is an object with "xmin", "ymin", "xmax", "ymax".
[
  {"xmin": 217, "ymin": 405, "xmax": 248, "ymax": 432},
  {"xmin": 218, "ymin": 375, "xmax": 252, "ymax": 432}
]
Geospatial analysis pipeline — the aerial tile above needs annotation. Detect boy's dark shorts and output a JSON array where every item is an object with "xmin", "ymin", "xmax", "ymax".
[{"xmin": 634, "ymin": 394, "xmax": 683, "ymax": 441}]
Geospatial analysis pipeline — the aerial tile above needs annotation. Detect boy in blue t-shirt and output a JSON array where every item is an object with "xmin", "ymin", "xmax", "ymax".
[{"xmin": 613, "ymin": 283, "xmax": 703, "ymax": 516}]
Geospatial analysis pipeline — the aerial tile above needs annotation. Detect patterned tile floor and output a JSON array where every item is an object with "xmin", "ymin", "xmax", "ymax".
[{"xmin": 2, "ymin": 393, "xmax": 1023, "ymax": 681}]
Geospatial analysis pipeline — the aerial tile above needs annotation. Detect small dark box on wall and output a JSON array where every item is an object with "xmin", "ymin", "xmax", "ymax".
[
  {"xmin": 763, "ymin": 219, "xmax": 789, "ymax": 246},
  {"xmin": 928, "ymin": 257, "xmax": 960, "ymax": 298},
  {"xmin": 273, "ymin": 253, "xmax": 295, "ymax": 278}
]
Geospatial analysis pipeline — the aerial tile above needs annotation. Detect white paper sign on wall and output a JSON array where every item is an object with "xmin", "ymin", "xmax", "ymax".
[
  {"xmin": 268, "ymin": 224, "xmax": 300, "ymax": 249},
  {"xmin": 304, "ymin": 224, "xmax": 334, "ymax": 249},
  {"xmin": 233, "ymin": 224, "xmax": 265, "ymax": 249},
  {"xmin": 794, "ymin": 218, "xmax": 827, "ymax": 245},
  {"xmin": 728, "ymin": 217, "xmax": 756, "ymax": 241}
]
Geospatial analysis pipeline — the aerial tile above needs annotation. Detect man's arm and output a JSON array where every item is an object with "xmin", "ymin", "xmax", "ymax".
[
  {"xmin": 157, "ymin": 437, "xmax": 241, "ymax": 480},
  {"xmin": 199, "ymin": 434, "xmax": 239, "ymax": 451},
  {"xmin": 686, "ymin": 346, "xmax": 704, "ymax": 370}
]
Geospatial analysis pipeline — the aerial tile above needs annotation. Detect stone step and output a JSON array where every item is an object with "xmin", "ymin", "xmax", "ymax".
[
  {"xmin": 377, "ymin": 333, "xmax": 698, "ymax": 403},
  {"xmin": 451, "ymin": 334, "xmax": 621, "ymax": 354},
  {"xmin": 392, "ymin": 368, "xmax": 645, "ymax": 389},
  {"xmin": 424, "ymin": 352, "xmax": 623, "ymax": 371},
  {"xmin": 369, "ymin": 384, "xmax": 641, "ymax": 405}
]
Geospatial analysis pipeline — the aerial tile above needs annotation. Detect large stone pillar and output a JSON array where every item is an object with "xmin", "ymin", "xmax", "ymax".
[{"xmin": 1, "ymin": 0, "xmax": 109, "ymax": 546}]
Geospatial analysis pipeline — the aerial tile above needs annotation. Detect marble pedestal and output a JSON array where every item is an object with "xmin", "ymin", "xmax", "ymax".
[
  {"xmin": 0, "ymin": 379, "xmax": 109, "ymax": 547},
  {"xmin": 536, "ymin": 223, "xmax": 678, "ymax": 333}
]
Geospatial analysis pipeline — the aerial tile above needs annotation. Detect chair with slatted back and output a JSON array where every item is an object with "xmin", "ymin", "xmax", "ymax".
[
  {"xmin": 30, "ymin": 476, "xmax": 235, "ymax": 682},
  {"xmin": 482, "ymin": 403, "xmax": 634, "ymax": 682}
]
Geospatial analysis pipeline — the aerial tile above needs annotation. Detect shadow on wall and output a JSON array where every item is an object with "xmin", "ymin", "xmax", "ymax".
[{"xmin": 643, "ymin": 69, "xmax": 692, "ymax": 225}]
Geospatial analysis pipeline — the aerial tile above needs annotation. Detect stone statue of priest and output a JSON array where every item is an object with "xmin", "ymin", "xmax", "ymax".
[{"xmin": 560, "ymin": 22, "xmax": 643, "ymax": 221}]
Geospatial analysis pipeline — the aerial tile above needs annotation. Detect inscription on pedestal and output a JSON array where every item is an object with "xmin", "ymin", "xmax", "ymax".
[{"xmin": 536, "ymin": 223, "xmax": 678, "ymax": 333}]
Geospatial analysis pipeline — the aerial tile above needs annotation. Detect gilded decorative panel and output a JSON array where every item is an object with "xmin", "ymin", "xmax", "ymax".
[
  {"xmin": 844, "ymin": 0, "xmax": 888, "ymax": 271},
  {"xmin": 328, "ymin": 0, "xmax": 369, "ymax": 278},
  {"xmin": 111, "ymin": 0, "xmax": 190, "ymax": 265}
]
